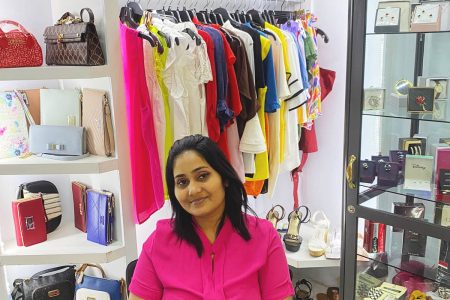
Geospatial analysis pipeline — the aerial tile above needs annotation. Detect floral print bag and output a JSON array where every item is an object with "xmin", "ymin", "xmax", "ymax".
[{"xmin": 0, "ymin": 91, "xmax": 32, "ymax": 158}]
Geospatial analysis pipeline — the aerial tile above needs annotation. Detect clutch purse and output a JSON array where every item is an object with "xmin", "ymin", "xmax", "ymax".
[
  {"xmin": 86, "ymin": 189, "xmax": 114, "ymax": 246},
  {"xmin": 75, "ymin": 263, "xmax": 125, "ymax": 300},
  {"xmin": 0, "ymin": 91, "xmax": 30, "ymax": 158},
  {"xmin": 0, "ymin": 20, "xmax": 43, "ymax": 68},
  {"xmin": 40, "ymin": 89, "xmax": 81, "ymax": 126},
  {"xmin": 82, "ymin": 88, "xmax": 115, "ymax": 156},
  {"xmin": 72, "ymin": 181, "xmax": 88, "ymax": 232},
  {"xmin": 29, "ymin": 125, "xmax": 88, "ymax": 160},
  {"xmin": 43, "ymin": 8, "xmax": 105, "ymax": 66}
]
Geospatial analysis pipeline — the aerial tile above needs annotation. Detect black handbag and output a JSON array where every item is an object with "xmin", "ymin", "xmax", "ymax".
[
  {"xmin": 17, "ymin": 180, "xmax": 62, "ymax": 233},
  {"xmin": 11, "ymin": 265, "xmax": 75, "ymax": 300}
]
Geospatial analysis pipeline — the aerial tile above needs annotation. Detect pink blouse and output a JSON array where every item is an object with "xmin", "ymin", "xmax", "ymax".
[{"xmin": 130, "ymin": 214, "xmax": 294, "ymax": 299}]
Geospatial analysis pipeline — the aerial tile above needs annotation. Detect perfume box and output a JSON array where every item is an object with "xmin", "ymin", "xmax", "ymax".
[{"xmin": 435, "ymin": 148, "xmax": 450, "ymax": 201}]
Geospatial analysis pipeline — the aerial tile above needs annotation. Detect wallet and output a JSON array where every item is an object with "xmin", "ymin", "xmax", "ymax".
[
  {"xmin": 82, "ymin": 88, "xmax": 115, "ymax": 157},
  {"xmin": 72, "ymin": 182, "xmax": 88, "ymax": 232},
  {"xmin": 29, "ymin": 125, "xmax": 88, "ymax": 160},
  {"xmin": 86, "ymin": 189, "xmax": 114, "ymax": 246},
  {"xmin": 12, "ymin": 196, "xmax": 47, "ymax": 247}
]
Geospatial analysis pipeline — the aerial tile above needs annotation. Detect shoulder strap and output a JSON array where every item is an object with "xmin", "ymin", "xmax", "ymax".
[{"xmin": 14, "ymin": 90, "xmax": 35, "ymax": 126}]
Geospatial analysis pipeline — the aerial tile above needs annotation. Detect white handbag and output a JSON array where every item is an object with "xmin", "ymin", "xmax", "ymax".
[
  {"xmin": 76, "ymin": 288, "xmax": 111, "ymax": 300},
  {"xmin": 40, "ymin": 89, "xmax": 81, "ymax": 126}
]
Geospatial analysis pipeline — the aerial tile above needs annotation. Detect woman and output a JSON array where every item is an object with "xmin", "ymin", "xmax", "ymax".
[{"xmin": 129, "ymin": 135, "xmax": 294, "ymax": 299}]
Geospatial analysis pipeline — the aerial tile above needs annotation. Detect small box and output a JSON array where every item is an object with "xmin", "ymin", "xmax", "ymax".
[
  {"xmin": 411, "ymin": 3, "xmax": 442, "ymax": 32},
  {"xmin": 435, "ymin": 148, "xmax": 450, "ymax": 201},
  {"xmin": 375, "ymin": 7, "xmax": 401, "ymax": 33},
  {"xmin": 407, "ymin": 87, "xmax": 435, "ymax": 113},
  {"xmin": 440, "ymin": 138, "xmax": 450, "ymax": 146},
  {"xmin": 364, "ymin": 88, "xmax": 385, "ymax": 110},
  {"xmin": 378, "ymin": 1, "xmax": 411, "ymax": 32},
  {"xmin": 404, "ymin": 155, "xmax": 434, "ymax": 191},
  {"xmin": 399, "ymin": 137, "xmax": 426, "ymax": 155}
]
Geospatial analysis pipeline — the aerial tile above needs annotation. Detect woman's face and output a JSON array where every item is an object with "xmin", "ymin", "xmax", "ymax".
[{"xmin": 173, "ymin": 150, "xmax": 226, "ymax": 220}]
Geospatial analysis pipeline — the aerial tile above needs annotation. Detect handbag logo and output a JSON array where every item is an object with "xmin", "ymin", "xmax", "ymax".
[
  {"xmin": 9, "ymin": 39, "xmax": 26, "ymax": 46},
  {"xmin": 48, "ymin": 289, "xmax": 60, "ymax": 297}
]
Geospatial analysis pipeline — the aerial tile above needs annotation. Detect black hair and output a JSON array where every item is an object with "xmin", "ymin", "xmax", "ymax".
[{"xmin": 166, "ymin": 134, "xmax": 254, "ymax": 257}]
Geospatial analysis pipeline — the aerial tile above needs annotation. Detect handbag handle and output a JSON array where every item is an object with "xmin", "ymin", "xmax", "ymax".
[
  {"xmin": 14, "ymin": 90, "xmax": 36, "ymax": 126},
  {"xmin": 80, "ymin": 8, "xmax": 95, "ymax": 23},
  {"xmin": 76, "ymin": 263, "xmax": 106, "ymax": 284},
  {"xmin": 31, "ymin": 265, "xmax": 74, "ymax": 279},
  {"xmin": 0, "ymin": 20, "xmax": 30, "ymax": 34}
]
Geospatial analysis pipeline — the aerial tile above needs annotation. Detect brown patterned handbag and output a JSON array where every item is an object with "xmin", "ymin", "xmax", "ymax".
[{"xmin": 43, "ymin": 8, "xmax": 105, "ymax": 66}]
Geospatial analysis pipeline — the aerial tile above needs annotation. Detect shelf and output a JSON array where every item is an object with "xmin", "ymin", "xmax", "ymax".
[
  {"xmin": 366, "ymin": 31, "xmax": 450, "ymax": 36},
  {"xmin": 0, "ymin": 155, "xmax": 118, "ymax": 175},
  {"xmin": 0, "ymin": 65, "xmax": 110, "ymax": 81},
  {"xmin": 363, "ymin": 110, "xmax": 450, "ymax": 124},
  {"xmin": 0, "ymin": 225, "xmax": 125, "ymax": 265},
  {"xmin": 359, "ymin": 183, "xmax": 438, "ymax": 204},
  {"xmin": 284, "ymin": 223, "xmax": 341, "ymax": 269}
]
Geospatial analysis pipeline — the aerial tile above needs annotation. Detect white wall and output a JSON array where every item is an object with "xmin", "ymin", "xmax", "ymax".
[{"xmin": 299, "ymin": 1, "xmax": 348, "ymax": 230}]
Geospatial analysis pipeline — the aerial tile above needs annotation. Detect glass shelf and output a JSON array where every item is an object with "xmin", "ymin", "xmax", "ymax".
[
  {"xmin": 360, "ymin": 183, "xmax": 439, "ymax": 204},
  {"xmin": 366, "ymin": 31, "xmax": 450, "ymax": 36},
  {"xmin": 355, "ymin": 218, "xmax": 450, "ymax": 299},
  {"xmin": 363, "ymin": 110, "xmax": 450, "ymax": 124},
  {"xmin": 359, "ymin": 186, "xmax": 450, "ymax": 228}
]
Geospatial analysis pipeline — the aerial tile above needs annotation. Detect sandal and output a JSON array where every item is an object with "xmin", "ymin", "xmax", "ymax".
[
  {"xmin": 266, "ymin": 205, "xmax": 285, "ymax": 230},
  {"xmin": 295, "ymin": 279, "xmax": 313, "ymax": 300},
  {"xmin": 283, "ymin": 206, "xmax": 311, "ymax": 252},
  {"xmin": 308, "ymin": 211, "xmax": 330, "ymax": 257}
]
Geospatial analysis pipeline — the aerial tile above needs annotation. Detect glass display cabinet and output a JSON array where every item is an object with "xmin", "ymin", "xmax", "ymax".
[{"xmin": 343, "ymin": 0, "xmax": 450, "ymax": 299}]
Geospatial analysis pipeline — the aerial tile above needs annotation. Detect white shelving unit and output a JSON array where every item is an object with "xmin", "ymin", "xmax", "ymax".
[
  {"xmin": 0, "ymin": 65, "xmax": 111, "ymax": 81},
  {"xmin": 284, "ymin": 223, "xmax": 341, "ymax": 269},
  {"xmin": 0, "ymin": 155, "xmax": 119, "ymax": 175},
  {"xmin": 0, "ymin": 0, "xmax": 137, "ymax": 297},
  {"xmin": 0, "ymin": 226, "xmax": 125, "ymax": 265}
]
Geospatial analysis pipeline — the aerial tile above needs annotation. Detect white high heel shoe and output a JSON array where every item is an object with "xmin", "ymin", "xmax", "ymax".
[{"xmin": 308, "ymin": 211, "xmax": 330, "ymax": 257}]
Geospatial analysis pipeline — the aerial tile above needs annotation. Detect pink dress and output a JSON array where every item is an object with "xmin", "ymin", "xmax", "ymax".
[
  {"xmin": 119, "ymin": 23, "xmax": 164, "ymax": 224},
  {"xmin": 130, "ymin": 215, "xmax": 294, "ymax": 299}
]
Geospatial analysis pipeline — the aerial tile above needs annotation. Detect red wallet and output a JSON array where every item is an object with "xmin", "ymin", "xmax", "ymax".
[
  {"xmin": 12, "ymin": 196, "xmax": 47, "ymax": 247},
  {"xmin": 72, "ymin": 181, "xmax": 87, "ymax": 232}
]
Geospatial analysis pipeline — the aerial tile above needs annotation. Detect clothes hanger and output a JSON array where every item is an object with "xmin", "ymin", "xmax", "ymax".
[
  {"xmin": 127, "ymin": 0, "xmax": 144, "ymax": 23},
  {"xmin": 178, "ymin": 7, "xmax": 191, "ymax": 22},
  {"xmin": 247, "ymin": 9, "xmax": 265, "ymax": 27},
  {"xmin": 316, "ymin": 28, "xmax": 330, "ymax": 43},
  {"xmin": 119, "ymin": 6, "xmax": 139, "ymax": 29},
  {"xmin": 183, "ymin": 28, "xmax": 202, "ymax": 46},
  {"xmin": 214, "ymin": 7, "xmax": 240, "ymax": 27}
]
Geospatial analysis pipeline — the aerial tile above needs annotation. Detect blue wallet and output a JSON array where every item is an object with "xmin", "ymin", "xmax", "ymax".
[{"xmin": 86, "ymin": 189, "xmax": 114, "ymax": 246}]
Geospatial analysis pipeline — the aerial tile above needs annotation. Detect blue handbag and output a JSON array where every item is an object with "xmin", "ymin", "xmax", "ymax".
[{"xmin": 75, "ymin": 263, "xmax": 125, "ymax": 300}]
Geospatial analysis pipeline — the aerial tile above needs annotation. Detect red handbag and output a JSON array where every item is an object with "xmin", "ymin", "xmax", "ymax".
[{"xmin": 0, "ymin": 20, "xmax": 43, "ymax": 68}]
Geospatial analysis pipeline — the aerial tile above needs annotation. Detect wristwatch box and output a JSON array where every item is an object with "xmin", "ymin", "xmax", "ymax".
[
  {"xmin": 404, "ymin": 155, "xmax": 434, "ymax": 191},
  {"xmin": 407, "ymin": 87, "xmax": 435, "ymax": 113},
  {"xmin": 363, "ymin": 88, "xmax": 385, "ymax": 110},
  {"xmin": 375, "ymin": 7, "xmax": 401, "ymax": 33},
  {"xmin": 378, "ymin": 1, "xmax": 411, "ymax": 32}
]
